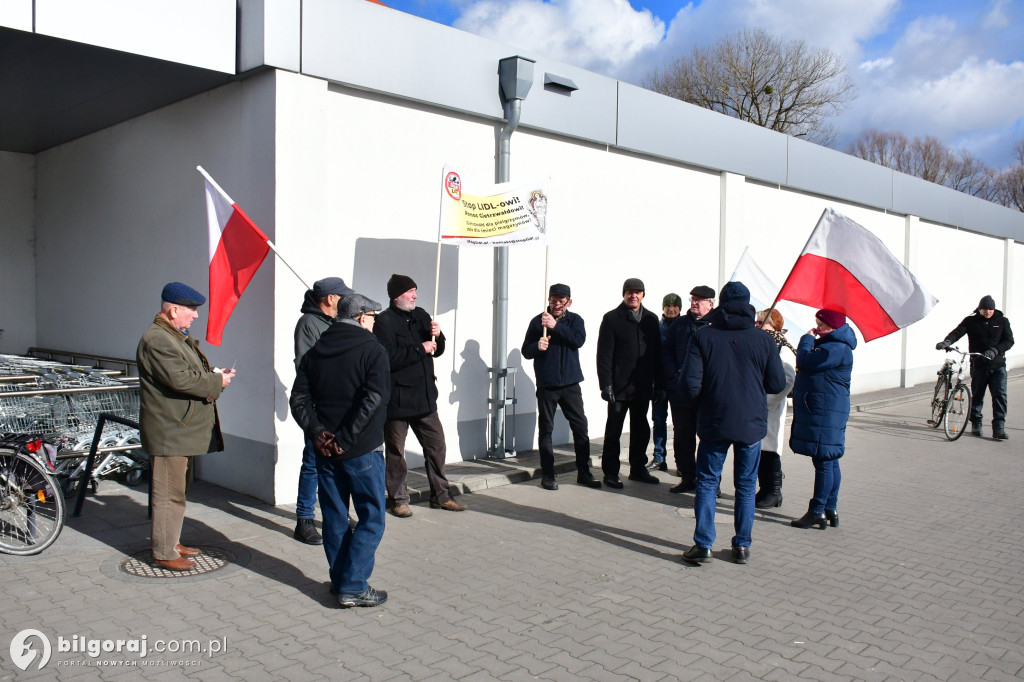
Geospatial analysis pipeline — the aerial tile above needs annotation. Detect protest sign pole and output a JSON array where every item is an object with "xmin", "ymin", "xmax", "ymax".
[{"xmin": 542, "ymin": 246, "xmax": 550, "ymax": 339}]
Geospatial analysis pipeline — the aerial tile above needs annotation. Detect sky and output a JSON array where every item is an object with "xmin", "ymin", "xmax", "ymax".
[{"xmin": 376, "ymin": 0, "xmax": 1024, "ymax": 169}]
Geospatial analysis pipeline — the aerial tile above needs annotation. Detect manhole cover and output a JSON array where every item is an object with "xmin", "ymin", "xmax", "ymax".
[{"xmin": 119, "ymin": 546, "xmax": 235, "ymax": 579}]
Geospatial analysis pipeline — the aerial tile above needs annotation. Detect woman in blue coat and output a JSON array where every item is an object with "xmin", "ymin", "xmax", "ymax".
[{"xmin": 790, "ymin": 309, "xmax": 857, "ymax": 529}]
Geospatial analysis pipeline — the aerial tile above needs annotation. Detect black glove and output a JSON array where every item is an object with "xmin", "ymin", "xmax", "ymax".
[
  {"xmin": 314, "ymin": 429, "xmax": 344, "ymax": 457},
  {"xmin": 601, "ymin": 385, "xmax": 615, "ymax": 402},
  {"xmin": 936, "ymin": 340, "xmax": 950, "ymax": 351},
  {"xmin": 983, "ymin": 349, "xmax": 997, "ymax": 361}
]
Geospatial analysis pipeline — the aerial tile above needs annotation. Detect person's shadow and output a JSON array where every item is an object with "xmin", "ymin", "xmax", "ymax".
[
  {"xmin": 506, "ymin": 348, "xmax": 536, "ymax": 455},
  {"xmin": 449, "ymin": 339, "xmax": 489, "ymax": 460}
]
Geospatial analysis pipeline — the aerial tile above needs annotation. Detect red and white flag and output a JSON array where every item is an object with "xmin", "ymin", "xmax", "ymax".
[
  {"xmin": 776, "ymin": 208, "xmax": 938, "ymax": 341},
  {"xmin": 199, "ymin": 167, "xmax": 270, "ymax": 345}
]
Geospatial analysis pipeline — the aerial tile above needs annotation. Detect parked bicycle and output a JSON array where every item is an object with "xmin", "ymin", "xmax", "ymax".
[
  {"xmin": 0, "ymin": 433, "xmax": 65, "ymax": 555},
  {"xmin": 928, "ymin": 346, "xmax": 982, "ymax": 441}
]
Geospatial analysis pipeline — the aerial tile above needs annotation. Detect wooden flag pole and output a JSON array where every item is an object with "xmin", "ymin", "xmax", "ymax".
[{"xmin": 542, "ymin": 245, "xmax": 550, "ymax": 339}]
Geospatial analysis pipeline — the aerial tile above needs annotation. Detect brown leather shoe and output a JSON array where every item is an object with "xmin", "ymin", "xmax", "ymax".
[
  {"xmin": 175, "ymin": 544, "xmax": 201, "ymax": 557},
  {"xmin": 153, "ymin": 556, "xmax": 197, "ymax": 571},
  {"xmin": 430, "ymin": 499, "xmax": 466, "ymax": 512},
  {"xmin": 389, "ymin": 504, "xmax": 413, "ymax": 518}
]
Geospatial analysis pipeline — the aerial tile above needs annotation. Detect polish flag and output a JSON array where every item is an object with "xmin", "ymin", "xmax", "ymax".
[
  {"xmin": 199, "ymin": 167, "xmax": 270, "ymax": 345},
  {"xmin": 775, "ymin": 208, "xmax": 938, "ymax": 341}
]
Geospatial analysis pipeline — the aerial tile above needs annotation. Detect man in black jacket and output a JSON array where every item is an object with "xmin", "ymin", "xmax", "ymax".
[
  {"xmin": 596, "ymin": 278, "xmax": 663, "ymax": 488},
  {"xmin": 662, "ymin": 285, "xmax": 715, "ymax": 494},
  {"xmin": 937, "ymin": 295, "xmax": 1014, "ymax": 439},
  {"xmin": 374, "ymin": 274, "xmax": 466, "ymax": 516},
  {"xmin": 522, "ymin": 283, "xmax": 601, "ymax": 490},
  {"xmin": 681, "ymin": 281, "xmax": 786, "ymax": 566},
  {"xmin": 290, "ymin": 294, "xmax": 390, "ymax": 608}
]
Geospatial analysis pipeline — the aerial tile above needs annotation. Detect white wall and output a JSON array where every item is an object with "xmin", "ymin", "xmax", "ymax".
[
  {"xmin": 33, "ymin": 72, "xmax": 279, "ymax": 500},
  {"xmin": 0, "ymin": 152, "xmax": 36, "ymax": 355}
]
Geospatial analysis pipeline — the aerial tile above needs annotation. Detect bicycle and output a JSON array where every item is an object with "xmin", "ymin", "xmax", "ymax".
[
  {"xmin": 0, "ymin": 433, "xmax": 66, "ymax": 555},
  {"xmin": 927, "ymin": 347, "xmax": 981, "ymax": 441}
]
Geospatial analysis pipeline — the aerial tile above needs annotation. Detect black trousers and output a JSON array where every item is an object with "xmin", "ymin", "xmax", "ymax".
[
  {"xmin": 970, "ymin": 365, "xmax": 1008, "ymax": 430},
  {"xmin": 669, "ymin": 401, "xmax": 698, "ymax": 481},
  {"xmin": 601, "ymin": 399, "xmax": 651, "ymax": 478},
  {"xmin": 536, "ymin": 383, "xmax": 591, "ymax": 476}
]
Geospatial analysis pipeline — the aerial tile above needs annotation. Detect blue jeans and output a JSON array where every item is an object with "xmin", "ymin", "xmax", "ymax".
[
  {"xmin": 296, "ymin": 439, "xmax": 318, "ymax": 520},
  {"xmin": 316, "ymin": 450, "xmax": 386, "ymax": 595},
  {"xmin": 693, "ymin": 437, "xmax": 760, "ymax": 549},
  {"xmin": 652, "ymin": 398, "xmax": 668, "ymax": 460},
  {"xmin": 810, "ymin": 457, "xmax": 841, "ymax": 514}
]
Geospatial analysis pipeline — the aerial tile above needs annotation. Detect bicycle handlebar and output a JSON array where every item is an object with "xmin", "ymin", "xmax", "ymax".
[{"xmin": 943, "ymin": 346, "xmax": 985, "ymax": 358}]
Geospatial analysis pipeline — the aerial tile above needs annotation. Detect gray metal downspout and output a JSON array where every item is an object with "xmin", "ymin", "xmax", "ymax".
[{"xmin": 490, "ymin": 99, "xmax": 522, "ymax": 457}]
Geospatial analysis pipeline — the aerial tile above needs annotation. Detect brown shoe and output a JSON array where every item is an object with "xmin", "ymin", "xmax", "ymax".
[
  {"xmin": 175, "ymin": 544, "xmax": 201, "ymax": 557},
  {"xmin": 153, "ymin": 556, "xmax": 197, "ymax": 571},
  {"xmin": 430, "ymin": 499, "xmax": 466, "ymax": 512},
  {"xmin": 389, "ymin": 504, "xmax": 413, "ymax": 518}
]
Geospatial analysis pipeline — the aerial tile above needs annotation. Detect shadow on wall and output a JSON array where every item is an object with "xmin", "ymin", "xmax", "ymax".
[
  {"xmin": 506, "ymin": 348, "xmax": 536, "ymax": 454},
  {"xmin": 351, "ymin": 238, "xmax": 459, "ymax": 314},
  {"xmin": 450, "ymin": 339, "xmax": 488, "ymax": 460}
]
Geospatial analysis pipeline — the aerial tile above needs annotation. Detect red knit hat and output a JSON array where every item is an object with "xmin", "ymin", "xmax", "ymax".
[{"xmin": 815, "ymin": 309, "xmax": 846, "ymax": 330}]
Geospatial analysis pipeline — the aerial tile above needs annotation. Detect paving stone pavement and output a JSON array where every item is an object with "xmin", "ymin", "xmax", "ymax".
[{"xmin": 1, "ymin": 374, "xmax": 1022, "ymax": 681}]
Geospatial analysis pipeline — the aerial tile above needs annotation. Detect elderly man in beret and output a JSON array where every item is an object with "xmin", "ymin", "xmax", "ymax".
[
  {"xmin": 291, "ymin": 276, "xmax": 355, "ymax": 545},
  {"xmin": 290, "ymin": 293, "xmax": 390, "ymax": 608},
  {"xmin": 596, "ymin": 277, "xmax": 663, "ymax": 488},
  {"xmin": 522, "ymin": 283, "xmax": 601, "ymax": 490},
  {"xmin": 137, "ymin": 282, "xmax": 235, "ymax": 571}
]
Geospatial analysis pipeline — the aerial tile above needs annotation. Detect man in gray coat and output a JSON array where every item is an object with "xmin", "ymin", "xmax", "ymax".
[
  {"xmin": 137, "ymin": 282, "xmax": 234, "ymax": 571},
  {"xmin": 292, "ymin": 277, "xmax": 353, "ymax": 544}
]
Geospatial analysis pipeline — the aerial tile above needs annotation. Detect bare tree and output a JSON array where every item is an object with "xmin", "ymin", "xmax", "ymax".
[
  {"xmin": 991, "ymin": 140, "xmax": 1024, "ymax": 211},
  {"xmin": 644, "ymin": 28, "xmax": 855, "ymax": 145},
  {"xmin": 847, "ymin": 130, "xmax": 996, "ymax": 201}
]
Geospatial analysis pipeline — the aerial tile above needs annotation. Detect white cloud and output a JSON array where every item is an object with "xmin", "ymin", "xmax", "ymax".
[
  {"xmin": 453, "ymin": 0, "xmax": 664, "ymax": 75},
  {"xmin": 860, "ymin": 57, "xmax": 894, "ymax": 73}
]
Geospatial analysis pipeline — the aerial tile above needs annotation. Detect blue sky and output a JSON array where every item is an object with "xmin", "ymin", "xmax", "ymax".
[{"xmin": 376, "ymin": 0, "xmax": 1024, "ymax": 168}]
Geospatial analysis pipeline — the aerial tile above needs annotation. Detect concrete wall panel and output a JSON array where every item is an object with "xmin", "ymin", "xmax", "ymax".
[{"xmin": 0, "ymin": 152, "xmax": 36, "ymax": 355}]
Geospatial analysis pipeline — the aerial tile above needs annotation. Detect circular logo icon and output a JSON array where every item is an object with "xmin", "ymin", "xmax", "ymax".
[
  {"xmin": 10, "ymin": 629, "xmax": 51, "ymax": 671},
  {"xmin": 444, "ymin": 172, "xmax": 461, "ymax": 201}
]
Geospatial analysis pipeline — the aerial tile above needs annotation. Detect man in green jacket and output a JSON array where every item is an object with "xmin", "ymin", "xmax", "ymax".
[{"xmin": 137, "ymin": 282, "xmax": 235, "ymax": 571}]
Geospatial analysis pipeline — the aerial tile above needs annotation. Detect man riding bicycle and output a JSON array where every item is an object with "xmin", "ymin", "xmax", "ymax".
[{"xmin": 936, "ymin": 295, "xmax": 1014, "ymax": 440}]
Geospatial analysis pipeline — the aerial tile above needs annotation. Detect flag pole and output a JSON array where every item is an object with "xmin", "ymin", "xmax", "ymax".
[
  {"xmin": 197, "ymin": 166, "xmax": 309, "ymax": 290},
  {"xmin": 542, "ymin": 245, "xmax": 550, "ymax": 339},
  {"xmin": 431, "ymin": 240, "xmax": 442, "ymax": 344},
  {"xmin": 764, "ymin": 208, "xmax": 828, "ymax": 329}
]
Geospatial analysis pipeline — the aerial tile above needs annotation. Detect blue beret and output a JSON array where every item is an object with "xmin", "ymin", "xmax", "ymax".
[{"xmin": 161, "ymin": 282, "xmax": 206, "ymax": 306}]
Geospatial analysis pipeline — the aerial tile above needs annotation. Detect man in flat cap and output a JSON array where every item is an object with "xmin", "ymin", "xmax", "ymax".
[
  {"xmin": 522, "ymin": 283, "xmax": 601, "ymax": 490},
  {"xmin": 137, "ymin": 282, "xmax": 235, "ymax": 571},
  {"xmin": 291, "ymin": 294, "xmax": 390, "ymax": 607},
  {"xmin": 663, "ymin": 285, "xmax": 716, "ymax": 494},
  {"xmin": 291, "ymin": 276, "xmax": 355, "ymax": 545},
  {"xmin": 374, "ymin": 274, "xmax": 465, "ymax": 516},
  {"xmin": 596, "ymin": 278, "xmax": 663, "ymax": 488},
  {"xmin": 937, "ymin": 295, "xmax": 1014, "ymax": 439}
]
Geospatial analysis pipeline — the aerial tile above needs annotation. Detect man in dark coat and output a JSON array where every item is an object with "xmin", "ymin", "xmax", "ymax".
[
  {"xmin": 522, "ymin": 283, "xmax": 601, "ymax": 490},
  {"xmin": 291, "ymin": 293, "xmax": 390, "ymax": 607},
  {"xmin": 937, "ymin": 295, "xmax": 1014, "ymax": 439},
  {"xmin": 662, "ymin": 285, "xmax": 715, "ymax": 493},
  {"xmin": 137, "ymin": 282, "xmax": 233, "ymax": 571},
  {"xmin": 374, "ymin": 274, "xmax": 465, "ymax": 516},
  {"xmin": 596, "ymin": 278, "xmax": 663, "ymax": 488},
  {"xmin": 681, "ymin": 281, "xmax": 786, "ymax": 566},
  {"xmin": 291, "ymin": 276, "xmax": 354, "ymax": 546}
]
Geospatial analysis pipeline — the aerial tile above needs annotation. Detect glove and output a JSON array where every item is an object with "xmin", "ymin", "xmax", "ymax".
[
  {"xmin": 935, "ymin": 341, "xmax": 950, "ymax": 351},
  {"xmin": 601, "ymin": 385, "xmax": 615, "ymax": 402},
  {"xmin": 314, "ymin": 429, "xmax": 344, "ymax": 457},
  {"xmin": 983, "ymin": 349, "xmax": 997, "ymax": 361}
]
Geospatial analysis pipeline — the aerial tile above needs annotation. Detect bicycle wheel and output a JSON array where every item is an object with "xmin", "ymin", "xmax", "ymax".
[
  {"xmin": 0, "ymin": 449, "xmax": 66, "ymax": 555},
  {"xmin": 928, "ymin": 373, "xmax": 947, "ymax": 427},
  {"xmin": 944, "ymin": 384, "xmax": 972, "ymax": 442}
]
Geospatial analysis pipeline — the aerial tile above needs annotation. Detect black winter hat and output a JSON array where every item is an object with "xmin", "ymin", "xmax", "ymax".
[
  {"xmin": 387, "ymin": 274, "xmax": 418, "ymax": 300},
  {"xmin": 549, "ymin": 283, "xmax": 571, "ymax": 298},
  {"xmin": 718, "ymin": 281, "xmax": 750, "ymax": 306},
  {"xmin": 978, "ymin": 295, "xmax": 996, "ymax": 310},
  {"xmin": 690, "ymin": 285, "xmax": 715, "ymax": 300},
  {"xmin": 622, "ymin": 278, "xmax": 645, "ymax": 294}
]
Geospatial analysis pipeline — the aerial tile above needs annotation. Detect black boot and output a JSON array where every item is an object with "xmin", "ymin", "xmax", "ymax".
[
  {"xmin": 824, "ymin": 509, "xmax": 839, "ymax": 527},
  {"xmin": 791, "ymin": 503, "xmax": 827, "ymax": 530},
  {"xmin": 754, "ymin": 455, "xmax": 770, "ymax": 506},
  {"xmin": 755, "ymin": 452, "xmax": 783, "ymax": 509}
]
